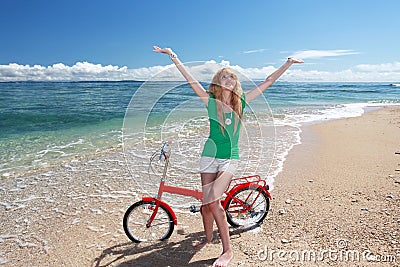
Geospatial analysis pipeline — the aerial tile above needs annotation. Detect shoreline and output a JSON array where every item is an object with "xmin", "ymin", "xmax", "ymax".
[{"xmin": 0, "ymin": 107, "xmax": 399, "ymax": 266}]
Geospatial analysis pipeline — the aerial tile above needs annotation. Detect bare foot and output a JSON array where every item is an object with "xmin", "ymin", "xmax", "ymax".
[
  {"xmin": 288, "ymin": 57, "xmax": 304, "ymax": 64},
  {"xmin": 213, "ymin": 249, "xmax": 233, "ymax": 267},
  {"xmin": 193, "ymin": 238, "xmax": 212, "ymax": 251}
]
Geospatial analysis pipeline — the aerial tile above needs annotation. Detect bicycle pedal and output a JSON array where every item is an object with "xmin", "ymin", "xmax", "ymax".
[{"xmin": 189, "ymin": 205, "xmax": 200, "ymax": 213}]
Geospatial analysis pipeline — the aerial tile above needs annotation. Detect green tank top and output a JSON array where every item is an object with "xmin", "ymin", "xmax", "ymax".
[{"xmin": 201, "ymin": 93, "xmax": 246, "ymax": 159}]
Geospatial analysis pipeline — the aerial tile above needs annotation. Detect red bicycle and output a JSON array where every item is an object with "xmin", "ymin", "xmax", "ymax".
[{"xmin": 123, "ymin": 141, "xmax": 272, "ymax": 243}]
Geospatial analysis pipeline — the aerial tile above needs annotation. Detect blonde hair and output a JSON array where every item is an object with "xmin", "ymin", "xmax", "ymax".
[{"xmin": 209, "ymin": 68, "xmax": 243, "ymax": 134}]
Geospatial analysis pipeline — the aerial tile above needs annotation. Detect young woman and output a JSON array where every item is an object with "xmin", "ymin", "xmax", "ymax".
[{"xmin": 153, "ymin": 45, "xmax": 303, "ymax": 267}]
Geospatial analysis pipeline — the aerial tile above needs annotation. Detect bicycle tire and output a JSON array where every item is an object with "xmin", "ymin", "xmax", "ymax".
[
  {"xmin": 123, "ymin": 200, "xmax": 175, "ymax": 243},
  {"xmin": 225, "ymin": 186, "xmax": 270, "ymax": 227}
]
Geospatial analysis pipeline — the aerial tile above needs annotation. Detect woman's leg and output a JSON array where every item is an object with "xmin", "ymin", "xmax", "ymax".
[
  {"xmin": 194, "ymin": 172, "xmax": 218, "ymax": 250},
  {"xmin": 199, "ymin": 171, "xmax": 234, "ymax": 266},
  {"xmin": 209, "ymin": 171, "xmax": 234, "ymax": 267}
]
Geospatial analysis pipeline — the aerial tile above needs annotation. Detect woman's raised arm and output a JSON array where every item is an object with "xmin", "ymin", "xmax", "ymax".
[
  {"xmin": 245, "ymin": 57, "xmax": 304, "ymax": 103},
  {"xmin": 153, "ymin": 46, "xmax": 209, "ymax": 105}
]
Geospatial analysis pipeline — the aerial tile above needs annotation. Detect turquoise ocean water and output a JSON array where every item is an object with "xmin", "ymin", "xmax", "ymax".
[{"xmin": 1, "ymin": 81, "xmax": 399, "ymax": 184}]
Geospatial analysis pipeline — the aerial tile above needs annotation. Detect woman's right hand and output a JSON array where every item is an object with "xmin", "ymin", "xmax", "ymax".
[
  {"xmin": 153, "ymin": 45, "xmax": 173, "ymax": 55},
  {"xmin": 153, "ymin": 45, "xmax": 208, "ymax": 104}
]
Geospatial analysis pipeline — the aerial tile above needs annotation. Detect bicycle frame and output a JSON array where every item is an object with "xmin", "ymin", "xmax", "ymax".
[{"xmin": 143, "ymin": 142, "xmax": 272, "ymax": 228}]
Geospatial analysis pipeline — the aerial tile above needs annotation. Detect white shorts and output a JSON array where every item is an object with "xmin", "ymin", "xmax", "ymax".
[{"xmin": 199, "ymin": 156, "xmax": 239, "ymax": 174}]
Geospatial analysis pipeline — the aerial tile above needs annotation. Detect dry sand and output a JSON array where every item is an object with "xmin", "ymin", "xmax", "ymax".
[{"xmin": 0, "ymin": 107, "xmax": 399, "ymax": 266}]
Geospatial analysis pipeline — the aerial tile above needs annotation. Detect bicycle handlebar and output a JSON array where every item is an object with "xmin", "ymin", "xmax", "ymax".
[{"xmin": 160, "ymin": 141, "xmax": 171, "ymax": 159}]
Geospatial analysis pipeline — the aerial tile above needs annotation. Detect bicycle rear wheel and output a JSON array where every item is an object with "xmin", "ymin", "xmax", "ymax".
[
  {"xmin": 123, "ymin": 200, "xmax": 175, "ymax": 243},
  {"xmin": 225, "ymin": 186, "xmax": 270, "ymax": 227}
]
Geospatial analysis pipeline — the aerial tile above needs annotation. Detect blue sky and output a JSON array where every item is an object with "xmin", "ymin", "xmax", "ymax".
[{"xmin": 1, "ymin": 0, "xmax": 399, "ymax": 82}]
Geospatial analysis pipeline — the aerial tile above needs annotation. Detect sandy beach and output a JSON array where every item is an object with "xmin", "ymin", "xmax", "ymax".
[{"xmin": 1, "ymin": 106, "xmax": 399, "ymax": 266}]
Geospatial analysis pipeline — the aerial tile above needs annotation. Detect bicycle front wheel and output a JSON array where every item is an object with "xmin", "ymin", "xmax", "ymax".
[
  {"xmin": 123, "ymin": 200, "xmax": 175, "ymax": 243},
  {"xmin": 225, "ymin": 186, "xmax": 270, "ymax": 227}
]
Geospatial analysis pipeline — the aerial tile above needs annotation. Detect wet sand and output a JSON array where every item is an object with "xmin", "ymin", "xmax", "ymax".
[{"xmin": 0, "ymin": 107, "xmax": 399, "ymax": 266}]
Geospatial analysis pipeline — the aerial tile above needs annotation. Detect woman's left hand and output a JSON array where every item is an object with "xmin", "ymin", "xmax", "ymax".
[{"xmin": 287, "ymin": 57, "xmax": 304, "ymax": 64}]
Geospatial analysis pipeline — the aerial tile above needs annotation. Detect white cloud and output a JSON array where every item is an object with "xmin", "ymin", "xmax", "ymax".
[
  {"xmin": 0, "ymin": 62, "xmax": 130, "ymax": 81},
  {"xmin": 1, "ymin": 60, "xmax": 399, "ymax": 82},
  {"xmin": 289, "ymin": 49, "xmax": 360, "ymax": 59},
  {"xmin": 355, "ymin": 61, "xmax": 400, "ymax": 72},
  {"xmin": 242, "ymin": 48, "xmax": 268, "ymax": 54}
]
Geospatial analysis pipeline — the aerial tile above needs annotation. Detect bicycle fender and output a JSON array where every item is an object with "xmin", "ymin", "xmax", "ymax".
[
  {"xmin": 142, "ymin": 197, "xmax": 178, "ymax": 225},
  {"xmin": 263, "ymin": 187, "xmax": 272, "ymax": 200},
  {"xmin": 248, "ymin": 184, "xmax": 273, "ymax": 200}
]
